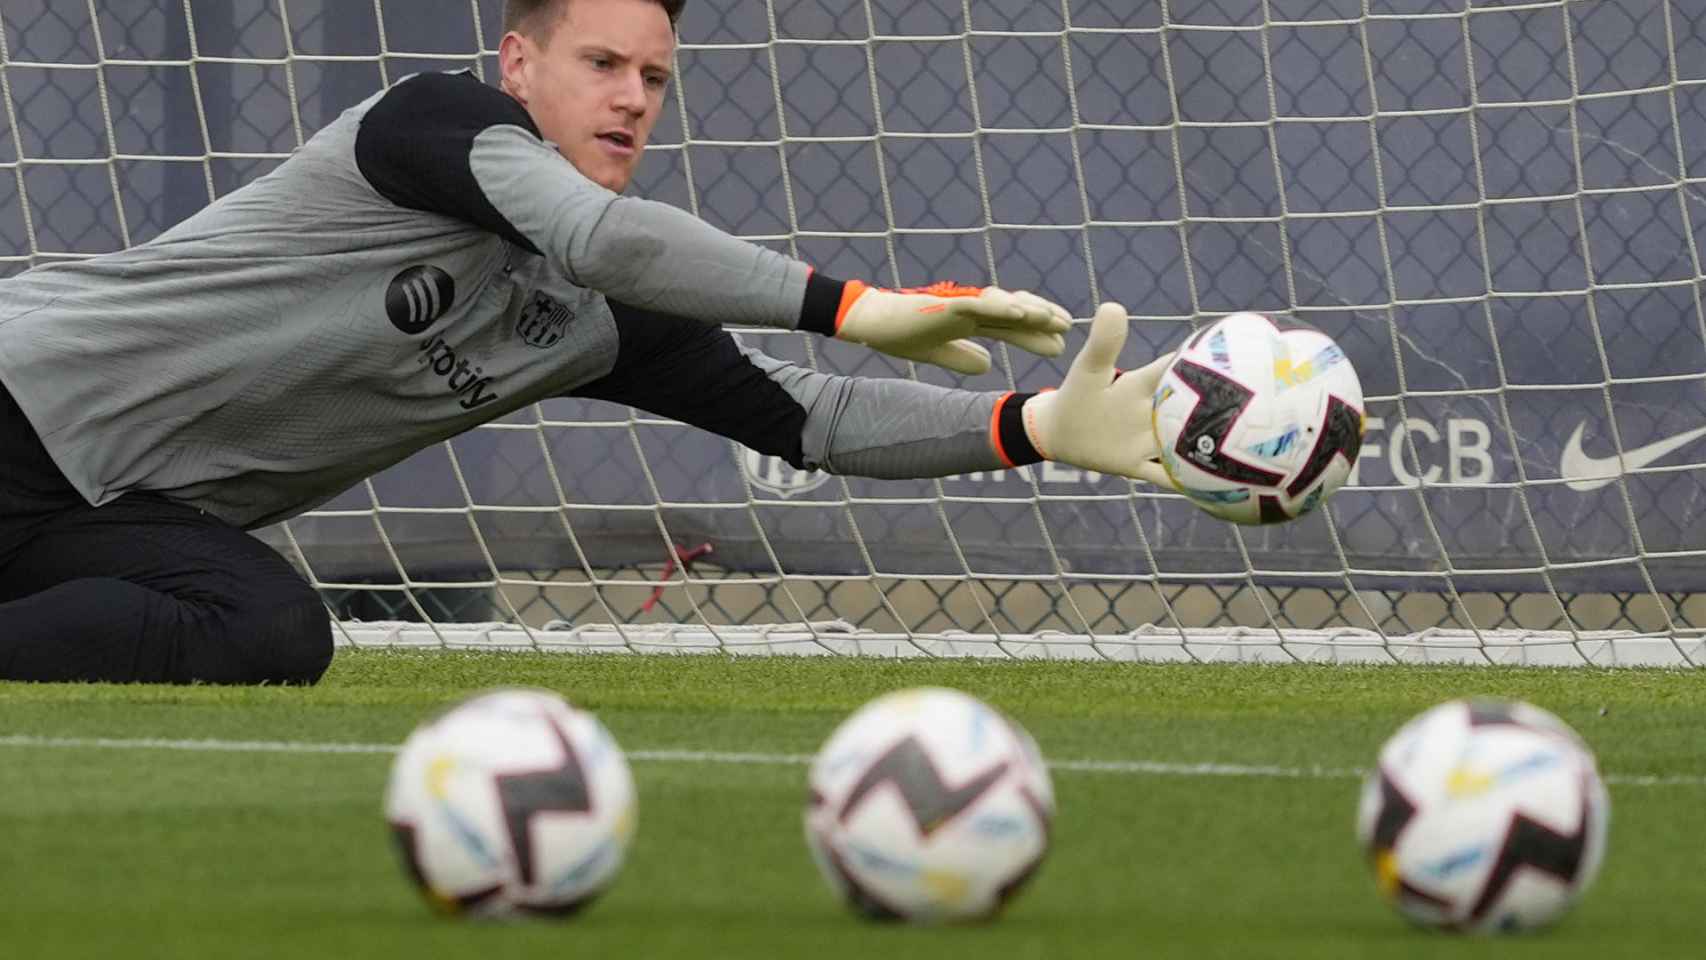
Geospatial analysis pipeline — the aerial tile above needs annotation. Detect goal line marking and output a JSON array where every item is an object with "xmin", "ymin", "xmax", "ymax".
[{"xmin": 0, "ymin": 734, "xmax": 1699, "ymax": 788}]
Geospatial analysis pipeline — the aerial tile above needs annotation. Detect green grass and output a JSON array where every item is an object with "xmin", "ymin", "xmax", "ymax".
[{"xmin": 1, "ymin": 653, "xmax": 1701, "ymax": 959}]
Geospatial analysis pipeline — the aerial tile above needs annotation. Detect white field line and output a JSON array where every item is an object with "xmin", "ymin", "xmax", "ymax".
[{"xmin": 1, "ymin": 734, "xmax": 1701, "ymax": 788}]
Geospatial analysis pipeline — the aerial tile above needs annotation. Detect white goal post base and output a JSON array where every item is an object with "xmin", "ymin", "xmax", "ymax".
[{"xmin": 332, "ymin": 621, "xmax": 1704, "ymax": 668}]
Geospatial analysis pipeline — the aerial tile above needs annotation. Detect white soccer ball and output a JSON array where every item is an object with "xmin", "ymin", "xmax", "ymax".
[
  {"xmin": 804, "ymin": 687, "xmax": 1054, "ymax": 922},
  {"xmin": 1356, "ymin": 698, "xmax": 1610, "ymax": 933},
  {"xmin": 1152, "ymin": 312, "xmax": 1365, "ymax": 524},
  {"xmin": 384, "ymin": 688, "xmax": 637, "ymax": 918}
]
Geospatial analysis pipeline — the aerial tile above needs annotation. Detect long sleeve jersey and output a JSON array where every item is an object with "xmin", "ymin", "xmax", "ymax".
[{"xmin": 0, "ymin": 71, "xmax": 1040, "ymax": 530}]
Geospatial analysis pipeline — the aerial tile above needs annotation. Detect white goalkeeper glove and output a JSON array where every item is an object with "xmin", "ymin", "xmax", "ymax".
[
  {"xmin": 834, "ymin": 280, "xmax": 1071, "ymax": 376},
  {"xmin": 1020, "ymin": 301, "xmax": 1180, "ymax": 489}
]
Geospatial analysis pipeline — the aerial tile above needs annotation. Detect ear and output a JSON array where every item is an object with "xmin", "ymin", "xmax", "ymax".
[{"xmin": 498, "ymin": 31, "xmax": 532, "ymax": 104}]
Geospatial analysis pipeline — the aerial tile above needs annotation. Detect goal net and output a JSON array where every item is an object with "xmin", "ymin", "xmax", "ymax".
[{"xmin": 3, "ymin": 0, "xmax": 1703, "ymax": 665}]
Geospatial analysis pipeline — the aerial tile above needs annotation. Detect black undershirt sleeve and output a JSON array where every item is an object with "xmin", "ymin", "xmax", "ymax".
[{"xmin": 568, "ymin": 302, "xmax": 810, "ymax": 466}]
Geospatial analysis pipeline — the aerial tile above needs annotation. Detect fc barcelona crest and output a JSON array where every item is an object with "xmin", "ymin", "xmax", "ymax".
[{"xmin": 516, "ymin": 290, "xmax": 576, "ymax": 348}]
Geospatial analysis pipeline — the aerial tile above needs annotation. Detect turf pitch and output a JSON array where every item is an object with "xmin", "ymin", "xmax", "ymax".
[{"xmin": 1, "ymin": 653, "xmax": 1701, "ymax": 959}]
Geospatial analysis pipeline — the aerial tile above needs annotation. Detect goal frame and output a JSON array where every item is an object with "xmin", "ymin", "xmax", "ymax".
[{"xmin": 2, "ymin": 0, "xmax": 1703, "ymax": 667}]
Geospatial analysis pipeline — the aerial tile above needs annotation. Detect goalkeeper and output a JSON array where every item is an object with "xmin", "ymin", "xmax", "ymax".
[{"xmin": 0, "ymin": 0, "xmax": 1171, "ymax": 685}]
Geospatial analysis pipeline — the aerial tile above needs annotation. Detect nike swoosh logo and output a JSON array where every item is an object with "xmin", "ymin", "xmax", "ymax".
[{"xmin": 1559, "ymin": 421, "xmax": 1706, "ymax": 492}]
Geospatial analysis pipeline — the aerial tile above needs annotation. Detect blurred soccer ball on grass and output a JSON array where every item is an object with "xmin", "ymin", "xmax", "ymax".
[
  {"xmin": 384, "ymin": 687, "xmax": 636, "ymax": 918},
  {"xmin": 804, "ymin": 687, "xmax": 1054, "ymax": 922},
  {"xmin": 1357, "ymin": 697, "xmax": 1609, "ymax": 933}
]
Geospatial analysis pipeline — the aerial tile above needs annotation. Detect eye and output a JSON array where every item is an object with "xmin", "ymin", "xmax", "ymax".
[
  {"xmin": 645, "ymin": 74, "xmax": 669, "ymax": 90},
  {"xmin": 587, "ymin": 55, "xmax": 611, "ymax": 70}
]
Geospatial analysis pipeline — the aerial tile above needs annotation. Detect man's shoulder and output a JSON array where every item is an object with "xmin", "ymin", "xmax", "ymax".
[
  {"xmin": 344, "ymin": 70, "xmax": 554, "ymax": 255},
  {"xmin": 360, "ymin": 70, "xmax": 539, "ymax": 139}
]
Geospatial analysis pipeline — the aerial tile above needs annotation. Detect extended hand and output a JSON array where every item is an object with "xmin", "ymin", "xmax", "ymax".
[
  {"xmin": 835, "ymin": 281, "xmax": 1071, "ymax": 375},
  {"xmin": 1020, "ymin": 301, "xmax": 1179, "ymax": 488}
]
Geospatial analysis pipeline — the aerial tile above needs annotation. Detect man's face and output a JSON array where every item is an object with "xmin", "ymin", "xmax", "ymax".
[{"xmin": 501, "ymin": 0, "xmax": 675, "ymax": 193}]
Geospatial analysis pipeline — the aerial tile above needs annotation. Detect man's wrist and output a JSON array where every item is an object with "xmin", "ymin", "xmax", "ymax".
[
  {"xmin": 993, "ymin": 392, "xmax": 1044, "ymax": 468},
  {"xmin": 798, "ymin": 271, "xmax": 850, "ymax": 337}
]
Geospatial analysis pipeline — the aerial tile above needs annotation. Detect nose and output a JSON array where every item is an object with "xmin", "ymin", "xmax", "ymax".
[{"xmin": 613, "ymin": 68, "xmax": 648, "ymax": 117}]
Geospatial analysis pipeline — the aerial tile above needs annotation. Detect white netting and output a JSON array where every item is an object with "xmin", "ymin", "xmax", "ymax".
[{"xmin": 2, "ymin": 0, "xmax": 1704, "ymax": 665}]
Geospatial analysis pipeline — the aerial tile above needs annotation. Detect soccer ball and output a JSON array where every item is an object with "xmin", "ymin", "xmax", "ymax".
[
  {"xmin": 384, "ymin": 688, "xmax": 637, "ymax": 918},
  {"xmin": 804, "ymin": 687, "xmax": 1054, "ymax": 922},
  {"xmin": 1356, "ymin": 698, "xmax": 1610, "ymax": 933},
  {"xmin": 1152, "ymin": 312, "xmax": 1365, "ymax": 524}
]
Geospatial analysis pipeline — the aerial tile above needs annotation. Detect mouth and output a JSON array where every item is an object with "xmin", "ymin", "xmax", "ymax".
[{"xmin": 596, "ymin": 130, "xmax": 636, "ymax": 155}]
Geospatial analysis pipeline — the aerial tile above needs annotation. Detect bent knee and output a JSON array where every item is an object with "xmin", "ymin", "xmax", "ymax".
[
  {"xmin": 262, "ymin": 596, "xmax": 332, "ymax": 688},
  {"xmin": 256, "ymin": 594, "xmax": 333, "ymax": 685}
]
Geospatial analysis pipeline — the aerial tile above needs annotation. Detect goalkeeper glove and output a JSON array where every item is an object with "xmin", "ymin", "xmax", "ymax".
[
  {"xmin": 833, "ymin": 280, "xmax": 1071, "ymax": 376},
  {"xmin": 1020, "ymin": 301, "xmax": 1180, "ymax": 489}
]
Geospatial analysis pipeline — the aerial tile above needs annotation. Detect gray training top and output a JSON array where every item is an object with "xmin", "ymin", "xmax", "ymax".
[{"xmin": 0, "ymin": 71, "xmax": 1040, "ymax": 530}]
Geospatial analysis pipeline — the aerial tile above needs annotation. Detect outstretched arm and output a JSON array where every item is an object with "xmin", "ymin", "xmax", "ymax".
[
  {"xmin": 568, "ymin": 303, "xmax": 1045, "ymax": 479},
  {"xmin": 354, "ymin": 71, "xmax": 1067, "ymax": 374}
]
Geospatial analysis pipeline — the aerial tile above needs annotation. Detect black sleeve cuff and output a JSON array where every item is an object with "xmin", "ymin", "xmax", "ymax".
[
  {"xmin": 798, "ymin": 271, "xmax": 847, "ymax": 337},
  {"xmin": 994, "ymin": 392, "xmax": 1043, "ymax": 467}
]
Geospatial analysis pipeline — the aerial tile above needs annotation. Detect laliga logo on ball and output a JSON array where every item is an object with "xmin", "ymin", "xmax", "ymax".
[{"xmin": 740, "ymin": 447, "xmax": 831, "ymax": 498}]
